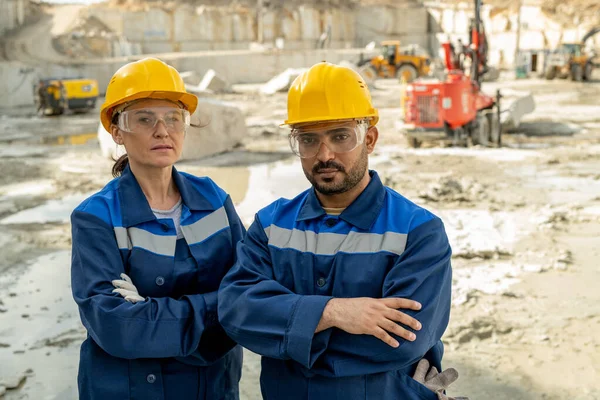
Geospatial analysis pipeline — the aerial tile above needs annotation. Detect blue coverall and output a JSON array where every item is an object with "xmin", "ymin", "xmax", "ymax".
[
  {"xmin": 218, "ymin": 171, "xmax": 452, "ymax": 400},
  {"xmin": 71, "ymin": 166, "xmax": 244, "ymax": 400}
]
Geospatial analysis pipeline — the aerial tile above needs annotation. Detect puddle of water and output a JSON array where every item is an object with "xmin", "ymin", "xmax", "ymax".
[
  {"xmin": 235, "ymin": 160, "xmax": 310, "ymax": 225},
  {"xmin": 177, "ymin": 164, "xmax": 251, "ymax": 206},
  {"xmin": 0, "ymin": 133, "xmax": 35, "ymax": 143},
  {"xmin": 0, "ymin": 115, "xmax": 98, "ymax": 140},
  {"xmin": 0, "ymin": 146, "xmax": 48, "ymax": 158},
  {"xmin": 43, "ymin": 132, "xmax": 97, "ymax": 146},
  {"xmin": 0, "ymin": 251, "xmax": 81, "ymax": 399},
  {"xmin": 0, "ymin": 193, "xmax": 90, "ymax": 225},
  {"xmin": 59, "ymin": 165, "xmax": 94, "ymax": 174},
  {"xmin": 0, "ymin": 180, "xmax": 56, "ymax": 199}
]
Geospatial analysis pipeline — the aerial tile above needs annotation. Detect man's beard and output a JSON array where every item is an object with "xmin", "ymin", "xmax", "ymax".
[{"xmin": 304, "ymin": 146, "xmax": 368, "ymax": 195}]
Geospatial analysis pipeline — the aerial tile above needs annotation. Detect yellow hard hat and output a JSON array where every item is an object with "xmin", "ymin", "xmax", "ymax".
[
  {"xmin": 284, "ymin": 62, "xmax": 379, "ymax": 127},
  {"xmin": 100, "ymin": 57, "xmax": 198, "ymax": 131}
]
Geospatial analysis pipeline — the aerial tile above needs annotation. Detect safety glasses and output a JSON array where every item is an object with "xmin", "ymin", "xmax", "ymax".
[
  {"xmin": 289, "ymin": 120, "xmax": 368, "ymax": 158},
  {"xmin": 117, "ymin": 107, "xmax": 191, "ymax": 134}
]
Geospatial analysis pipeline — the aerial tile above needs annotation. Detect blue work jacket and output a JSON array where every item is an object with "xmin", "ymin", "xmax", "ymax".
[
  {"xmin": 218, "ymin": 171, "xmax": 452, "ymax": 400},
  {"xmin": 71, "ymin": 166, "xmax": 244, "ymax": 400}
]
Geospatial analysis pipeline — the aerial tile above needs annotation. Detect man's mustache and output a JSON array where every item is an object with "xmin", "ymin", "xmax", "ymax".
[{"xmin": 313, "ymin": 161, "xmax": 345, "ymax": 174}]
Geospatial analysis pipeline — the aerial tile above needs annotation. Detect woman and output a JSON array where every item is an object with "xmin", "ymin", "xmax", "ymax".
[{"xmin": 71, "ymin": 57, "xmax": 244, "ymax": 400}]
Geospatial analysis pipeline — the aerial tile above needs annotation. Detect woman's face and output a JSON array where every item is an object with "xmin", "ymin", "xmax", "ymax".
[{"xmin": 110, "ymin": 99, "xmax": 187, "ymax": 171}]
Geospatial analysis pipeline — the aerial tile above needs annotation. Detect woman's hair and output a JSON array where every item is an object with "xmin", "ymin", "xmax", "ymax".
[{"xmin": 111, "ymin": 111, "xmax": 129, "ymax": 178}]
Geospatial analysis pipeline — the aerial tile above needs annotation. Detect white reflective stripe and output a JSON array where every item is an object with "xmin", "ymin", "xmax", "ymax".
[
  {"xmin": 342, "ymin": 230, "xmax": 407, "ymax": 255},
  {"xmin": 181, "ymin": 206, "xmax": 229, "ymax": 245},
  {"xmin": 114, "ymin": 227, "xmax": 131, "ymax": 250},
  {"xmin": 266, "ymin": 225, "xmax": 407, "ymax": 256},
  {"xmin": 115, "ymin": 227, "xmax": 176, "ymax": 256},
  {"xmin": 128, "ymin": 227, "xmax": 176, "ymax": 256}
]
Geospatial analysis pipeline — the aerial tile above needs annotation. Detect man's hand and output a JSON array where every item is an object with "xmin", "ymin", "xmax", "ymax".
[
  {"xmin": 413, "ymin": 359, "xmax": 468, "ymax": 400},
  {"xmin": 316, "ymin": 297, "xmax": 422, "ymax": 347},
  {"xmin": 112, "ymin": 273, "xmax": 145, "ymax": 303}
]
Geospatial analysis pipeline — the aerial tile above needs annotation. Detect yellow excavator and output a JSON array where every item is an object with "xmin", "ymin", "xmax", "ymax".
[
  {"xmin": 35, "ymin": 78, "xmax": 99, "ymax": 116},
  {"xmin": 358, "ymin": 40, "xmax": 431, "ymax": 82},
  {"xmin": 545, "ymin": 27, "xmax": 600, "ymax": 81}
]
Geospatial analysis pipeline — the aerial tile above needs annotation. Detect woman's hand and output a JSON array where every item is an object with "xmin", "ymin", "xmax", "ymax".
[{"xmin": 112, "ymin": 273, "xmax": 145, "ymax": 303}]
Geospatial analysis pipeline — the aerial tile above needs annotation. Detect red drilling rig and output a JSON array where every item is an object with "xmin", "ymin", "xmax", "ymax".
[{"xmin": 402, "ymin": 0, "xmax": 502, "ymax": 148}]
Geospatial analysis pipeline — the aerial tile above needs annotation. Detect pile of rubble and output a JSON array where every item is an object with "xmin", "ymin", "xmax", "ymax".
[
  {"xmin": 104, "ymin": 0, "xmax": 361, "ymax": 11},
  {"xmin": 181, "ymin": 70, "xmax": 232, "ymax": 94},
  {"xmin": 534, "ymin": 204, "xmax": 594, "ymax": 230},
  {"xmin": 51, "ymin": 10, "xmax": 138, "ymax": 59},
  {"xmin": 541, "ymin": 0, "xmax": 600, "ymax": 26},
  {"xmin": 417, "ymin": 176, "xmax": 488, "ymax": 204},
  {"xmin": 0, "ymin": 369, "xmax": 34, "ymax": 397},
  {"xmin": 444, "ymin": 315, "xmax": 513, "ymax": 347}
]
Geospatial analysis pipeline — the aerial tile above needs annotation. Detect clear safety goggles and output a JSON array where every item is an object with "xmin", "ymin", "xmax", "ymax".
[
  {"xmin": 117, "ymin": 107, "xmax": 191, "ymax": 134},
  {"xmin": 289, "ymin": 120, "xmax": 368, "ymax": 159}
]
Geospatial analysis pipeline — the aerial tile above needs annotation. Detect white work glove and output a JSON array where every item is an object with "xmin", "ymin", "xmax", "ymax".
[
  {"xmin": 112, "ymin": 273, "xmax": 145, "ymax": 303},
  {"xmin": 413, "ymin": 359, "xmax": 469, "ymax": 400}
]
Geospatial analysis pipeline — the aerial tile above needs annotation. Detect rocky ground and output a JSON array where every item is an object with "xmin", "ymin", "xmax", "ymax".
[{"xmin": 0, "ymin": 74, "xmax": 599, "ymax": 399}]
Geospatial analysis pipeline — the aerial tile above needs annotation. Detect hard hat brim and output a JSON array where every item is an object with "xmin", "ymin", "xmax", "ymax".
[{"xmin": 282, "ymin": 114, "xmax": 379, "ymax": 128}]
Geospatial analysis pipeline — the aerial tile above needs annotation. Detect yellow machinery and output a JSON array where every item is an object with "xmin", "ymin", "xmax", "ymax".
[
  {"xmin": 35, "ymin": 78, "xmax": 99, "ymax": 116},
  {"xmin": 544, "ymin": 43, "xmax": 594, "ymax": 81},
  {"xmin": 359, "ymin": 40, "xmax": 431, "ymax": 82},
  {"xmin": 545, "ymin": 28, "xmax": 599, "ymax": 81}
]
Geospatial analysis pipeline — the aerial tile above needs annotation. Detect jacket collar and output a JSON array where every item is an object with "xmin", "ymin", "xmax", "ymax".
[
  {"xmin": 118, "ymin": 165, "xmax": 215, "ymax": 227},
  {"xmin": 296, "ymin": 170, "xmax": 386, "ymax": 230}
]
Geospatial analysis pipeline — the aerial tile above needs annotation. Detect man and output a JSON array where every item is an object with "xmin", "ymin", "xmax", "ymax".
[
  {"xmin": 218, "ymin": 62, "xmax": 454, "ymax": 399},
  {"xmin": 35, "ymin": 81, "xmax": 47, "ymax": 115}
]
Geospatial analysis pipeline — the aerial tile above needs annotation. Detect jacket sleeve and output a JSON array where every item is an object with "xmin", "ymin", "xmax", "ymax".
[
  {"xmin": 218, "ymin": 215, "xmax": 334, "ymax": 369},
  {"xmin": 71, "ymin": 209, "xmax": 229, "ymax": 360},
  {"xmin": 309, "ymin": 217, "xmax": 452, "ymax": 377}
]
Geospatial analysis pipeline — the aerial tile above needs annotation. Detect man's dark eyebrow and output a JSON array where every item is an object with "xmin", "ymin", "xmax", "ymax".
[
  {"xmin": 133, "ymin": 110, "xmax": 155, "ymax": 115},
  {"xmin": 326, "ymin": 127, "xmax": 350, "ymax": 134},
  {"xmin": 297, "ymin": 131, "xmax": 319, "ymax": 136}
]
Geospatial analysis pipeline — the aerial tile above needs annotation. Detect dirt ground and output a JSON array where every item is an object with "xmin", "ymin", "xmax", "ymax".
[{"xmin": 0, "ymin": 75, "xmax": 599, "ymax": 399}]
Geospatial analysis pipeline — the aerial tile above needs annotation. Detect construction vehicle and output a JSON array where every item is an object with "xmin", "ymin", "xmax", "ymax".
[
  {"xmin": 358, "ymin": 40, "xmax": 431, "ymax": 82},
  {"xmin": 34, "ymin": 78, "xmax": 99, "ymax": 116},
  {"xmin": 401, "ymin": 0, "xmax": 501, "ymax": 148},
  {"xmin": 544, "ymin": 27, "xmax": 600, "ymax": 81}
]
